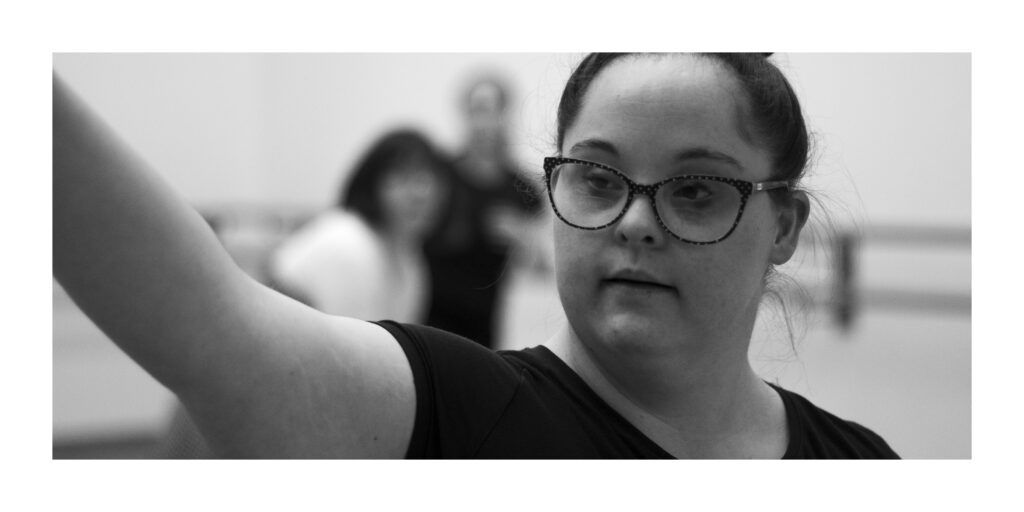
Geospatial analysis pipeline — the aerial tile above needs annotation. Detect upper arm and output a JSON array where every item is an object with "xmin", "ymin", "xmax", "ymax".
[
  {"xmin": 53, "ymin": 75, "xmax": 415, "ymax": 459},
  {"xmin": 178, "ymin": 280, "xmax": 416, "ymax": 458}
]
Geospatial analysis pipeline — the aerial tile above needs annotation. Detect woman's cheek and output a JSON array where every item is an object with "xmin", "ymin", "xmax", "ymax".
[
  {"xmin": 553, "ymin": 225, "xmax": 597, "ymax": 306},
  {"xmin": 553, "ymin": 225, "xmax": 580, "ymax": 282}
]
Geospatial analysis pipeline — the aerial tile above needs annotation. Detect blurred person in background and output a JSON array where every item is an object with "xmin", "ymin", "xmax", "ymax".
[
  {"xmin": 270, "ymin": 129, "xmax": 451, "ymax": 322},
  {"xmin": 157, "ymin": 128, "xmax": 451, "ymax": 457},
  {"xmin": 424, "ymin": 73, "xmax": 547, "ymax": 349}
]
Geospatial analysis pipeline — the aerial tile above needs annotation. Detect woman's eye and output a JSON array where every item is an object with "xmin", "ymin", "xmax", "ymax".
[
  {"xmin": 673, "ymin": 183, "xmax": 712, "ymax": 200},
  {"xmin": 583, "ymin": 169, "xmax": 621, "ymax": 191}
]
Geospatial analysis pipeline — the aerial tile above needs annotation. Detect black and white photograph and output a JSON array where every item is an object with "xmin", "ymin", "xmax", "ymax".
[
  {"xmin": 10, "ymin": 1, "xmax": 1017, "ymax": 508},
  {"xmin": 52, "ymin": 52, "xmax": 969, "ymax": 460}
]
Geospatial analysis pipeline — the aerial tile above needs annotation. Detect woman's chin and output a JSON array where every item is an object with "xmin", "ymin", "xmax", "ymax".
[{"xmin": 590, "ymin": 313, "xmax": 682, "ymax": 356}]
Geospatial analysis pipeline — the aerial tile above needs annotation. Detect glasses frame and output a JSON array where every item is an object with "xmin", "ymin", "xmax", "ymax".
[{"xmin": 543, "ymin": 156, "xmax": 790, "ymax": 245}]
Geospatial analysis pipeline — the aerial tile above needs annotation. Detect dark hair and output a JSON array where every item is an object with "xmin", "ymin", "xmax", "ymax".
[
  {"xmin": 339, "ymin": 129, "xmax": 449, "ymax": 230},
  {"xmin": 555, "ymin": 53, "xmax": 810, "ymax": 191}
]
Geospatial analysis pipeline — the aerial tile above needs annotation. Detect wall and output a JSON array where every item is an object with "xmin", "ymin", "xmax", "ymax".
[
  {"xmin": 52, "ymin": 53, "xmax": 970, "ymax": 227},
  {"xmin": 53, "ymin": 53, "xmax": 575, "ymax": 206}
]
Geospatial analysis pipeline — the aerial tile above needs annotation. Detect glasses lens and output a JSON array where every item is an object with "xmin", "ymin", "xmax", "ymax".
[
  {"xmin": 656, "ymin": 177, "xmax": 742, "ymax": 242},
  {"xmin": 550, "ymin": 162, "xmax": 628, "ymax": 228}
]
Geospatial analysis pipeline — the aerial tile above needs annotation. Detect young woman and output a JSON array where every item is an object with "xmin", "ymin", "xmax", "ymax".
[{"xmin": 53, "ymin": 53, "xmax": 898, "ymax": 458}]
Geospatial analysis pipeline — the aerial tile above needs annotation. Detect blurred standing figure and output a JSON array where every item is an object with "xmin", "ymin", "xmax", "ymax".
[
  {"xmin": 424, "ymin": 74, "xmax": 545, "ymax": 349},
  {"xmin": 158, "ymin": 128, "xmax": 450, "ymax": 458}
]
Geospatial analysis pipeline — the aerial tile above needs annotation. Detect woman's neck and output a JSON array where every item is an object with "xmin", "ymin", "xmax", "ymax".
[{"xmin": 545, "ymin": 326, "xmax": 787, "ymax": 458}]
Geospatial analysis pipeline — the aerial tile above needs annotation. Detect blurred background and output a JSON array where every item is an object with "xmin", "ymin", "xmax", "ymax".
[{"xmin": 52, "ymin": 53, "xmax": 970, "ymax": 459}]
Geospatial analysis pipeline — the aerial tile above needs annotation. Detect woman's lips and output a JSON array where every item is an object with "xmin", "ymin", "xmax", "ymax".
[
  {"xmin": 602, "ymin": 270, "xmax": 675, "ymax": 294},
  {"xmin": 604, "ymin": 268, "xmax": 674, "ymax": 290},
  {"xmin": 602, "ymin": 277, "xmax": 676, "ymax": 293}
]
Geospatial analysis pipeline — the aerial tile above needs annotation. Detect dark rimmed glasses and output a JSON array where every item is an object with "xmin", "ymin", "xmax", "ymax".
[{"xmin": 543, "ymin": 157, "xmax": 790, "ymax": 245}]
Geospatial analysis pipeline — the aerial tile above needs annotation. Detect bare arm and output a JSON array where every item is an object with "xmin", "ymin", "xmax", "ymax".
[{"xmin": 53, "ymin": 74, "xmax": 414, "ymax": 457}]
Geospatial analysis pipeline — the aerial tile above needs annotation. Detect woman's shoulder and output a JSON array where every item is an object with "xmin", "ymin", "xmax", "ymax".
[
  {"xmin": 274, "ymin": 211, "xmax": 380, "ymax": 265},
  {"xmin": 374, "ymin": 322, "xmax": 525, "ymax": 457},
  {"xmin": 375, "ymin": 321, "xmax": 566, "ymax": 384},
  {"xmin": 376, "ymin": 321, "xmax": 519, "ymax": 377},
  {"xmin": 771, "ymin": 384, "xmax": 900, "ymax": 459},
  {"xmin": 295, "ymin": 210, "xmax": 376, "ymax": 244}
]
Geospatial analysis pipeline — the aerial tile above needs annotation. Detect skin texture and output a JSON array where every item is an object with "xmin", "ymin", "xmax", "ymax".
[{"xmin": 545, "ymin": 54, "xmax": 809, "ymax": 458}]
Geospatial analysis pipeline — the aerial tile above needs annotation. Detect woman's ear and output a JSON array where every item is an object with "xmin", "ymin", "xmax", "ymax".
[{"xmin": 769, "ymin": 190, "xmax": 810, "ymax": 265}]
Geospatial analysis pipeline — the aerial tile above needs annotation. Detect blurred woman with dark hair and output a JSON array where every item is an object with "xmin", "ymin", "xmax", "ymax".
[{"xmin": 270, "ymin": 129, "xmax": 451, "ymax": 321}]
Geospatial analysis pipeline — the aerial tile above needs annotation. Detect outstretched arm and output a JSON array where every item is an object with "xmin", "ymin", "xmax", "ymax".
[{"xmin": 53, "ymin": 74, "xmax": 415, "ymax": 457}]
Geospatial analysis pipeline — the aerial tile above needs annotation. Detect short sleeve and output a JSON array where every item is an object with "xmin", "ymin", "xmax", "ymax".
[{"xmin": 375, "ymin": 321, "xmax": 522, "ymax": 458}]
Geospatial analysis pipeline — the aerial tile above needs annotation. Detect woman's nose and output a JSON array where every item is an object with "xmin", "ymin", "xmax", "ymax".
[{"xmin": 614, "ymin": 194, "xmax": 667, "ymax": 247}]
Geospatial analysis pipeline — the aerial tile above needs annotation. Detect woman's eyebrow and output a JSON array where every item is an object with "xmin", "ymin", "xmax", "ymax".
[
  {"xmin": 570, "ymin": 140, "xmax": 742, "ymax": 168},
  {"xmin": 568, "ymin": 138, "xmax": 618, "ymax": 156},
  {"xmin": 676, "ymin": 147, "xmax": 744, "ymax": 170}
]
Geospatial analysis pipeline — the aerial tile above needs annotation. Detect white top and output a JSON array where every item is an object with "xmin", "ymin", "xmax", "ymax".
[{"xmin": 268, "ymin": 210, "xmax": 429, "ymax": 323}]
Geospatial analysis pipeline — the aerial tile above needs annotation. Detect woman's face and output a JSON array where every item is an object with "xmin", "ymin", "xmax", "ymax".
[
  {"xmin": 379, "ymin": 163, "xmax": 447, "ymax": 241},
  {"xmin": 555, "ymin": 55, "xmax": 790, "ymax": 359},
  {"xmin": 466, "ymin": 82, "xmax": 506, "ymax": 151}
]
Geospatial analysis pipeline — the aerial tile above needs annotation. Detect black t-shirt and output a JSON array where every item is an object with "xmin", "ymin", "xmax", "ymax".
[{"xmin": 377, "ymin": 321, "xmax": 900, "ymax": 459}]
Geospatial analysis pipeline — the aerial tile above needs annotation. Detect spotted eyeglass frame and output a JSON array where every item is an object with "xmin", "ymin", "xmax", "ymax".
[{"xmin": 542, "ymin": 156, "xmax": 790, "ymax": 245}]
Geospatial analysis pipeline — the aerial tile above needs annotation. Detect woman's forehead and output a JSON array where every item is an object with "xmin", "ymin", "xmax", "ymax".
[{"xmin": 563, "ymin": 55, "xmax": 762, "ymax": 167}]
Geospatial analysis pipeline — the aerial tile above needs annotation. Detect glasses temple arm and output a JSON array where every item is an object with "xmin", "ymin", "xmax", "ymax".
[{"xmin": 754, "ymin": 180, "xmax": 790, "ymax": 192}]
